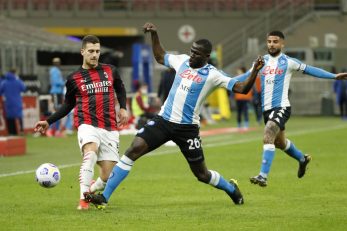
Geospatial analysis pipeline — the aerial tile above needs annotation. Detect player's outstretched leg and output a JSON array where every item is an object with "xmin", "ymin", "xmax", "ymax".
[
  {"xmin": 250, "ymin": 144, "xmax": 275, "ymax": 187},
  {"xmin": 209, "ymin": 170, "xmax": 244, "ymax": 205},
  {"xmin": 283, "ymin": 139, "xmax": 311, "ymax": 178},
  {"xmin": 86, "ymin": 155, "xmax": 134, "ymax": 209},
  {"xmin": 84, "ymin": 192, "xmax": 107, "ymax": 210}
]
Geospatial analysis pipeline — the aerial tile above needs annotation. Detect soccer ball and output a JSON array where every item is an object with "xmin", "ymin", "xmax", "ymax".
[{"xmin": 35, "ymin": 163, "xmax": 61, "ymax": 188}]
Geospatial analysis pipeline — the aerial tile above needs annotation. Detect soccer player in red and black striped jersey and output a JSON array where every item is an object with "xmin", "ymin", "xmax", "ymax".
[{"xmin": 34, "ymin": 35, "xmax": 129, "ymax": 210}]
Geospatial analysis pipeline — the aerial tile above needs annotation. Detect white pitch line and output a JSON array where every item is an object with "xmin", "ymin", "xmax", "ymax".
[
  {"xmin": 1, "ymin": 123, "xmax": 346, "ymax": 178},
  {"xmin": 0, "ymin": 163, "xmax": 80, "ymax": 178}
]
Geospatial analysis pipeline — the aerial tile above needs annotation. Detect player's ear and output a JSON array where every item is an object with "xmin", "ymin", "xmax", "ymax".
[
  {"xmin": 80, "ymin": 48, "xmax": 84, "ymax": 56},
  {"xmin": 280, "ymin": 40, "xmax": 285, "ymax": 49}
]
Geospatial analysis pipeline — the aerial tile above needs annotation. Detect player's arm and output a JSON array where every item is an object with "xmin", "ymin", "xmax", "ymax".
[
  {"xmin": 305, "ymin": 66, "xmax": 347, "ymax": 80},
  {"xmin": 143, "ymin": 22, "xmax": 166, "ymax": 65},
  {"xmin": 112, "ymin": 67, "xmax": 129, "ymax": 125},
  {"xmin": 34, "ymin": 80, "xmax": 76, "ymax": 134},
  {"xmin": 232, "ymin": 56, "xmax": 264, "ymax": 94}
]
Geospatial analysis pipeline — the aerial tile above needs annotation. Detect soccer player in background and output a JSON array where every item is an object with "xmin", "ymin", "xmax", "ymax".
[
  {"xmin": 47, "ymin": 57, "xmax": 65, "ymax": 137},
  {"xmin": 85, "ymin": 22, "xmax": 264, "ymax": 209},
  {"xmin": 236, "ymin": 31, "xmax": 347, "ymax": 187},
  {"xmin": 34, "ymin": 35, "xmax": 129, "ymax": 210}
]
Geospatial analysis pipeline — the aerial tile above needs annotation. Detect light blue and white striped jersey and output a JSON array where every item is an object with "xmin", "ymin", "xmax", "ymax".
[
  {"xmin": 235, "ymin": 53, "xmax": 336, "ymax": 112},
  {"xmin": 259, "ymin": 53, "xmax": 307, "ymax": 111},
  {"xmin": 160, "ymin": 54, "xmax": 238, "ymax": 125}
]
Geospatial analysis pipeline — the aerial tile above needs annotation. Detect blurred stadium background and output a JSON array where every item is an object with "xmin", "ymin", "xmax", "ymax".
[
  {"xmin": 1, "ymin": 1, "xmax": 347, "ymax": 230},
  {"xmin": 0, "ymin": 1, "xmax": 347, "ymax": 132}
]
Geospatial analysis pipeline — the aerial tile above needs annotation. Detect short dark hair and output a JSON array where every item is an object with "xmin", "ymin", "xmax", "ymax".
[
  {"xmin": 195, "ymin": 39, "xmax": 212, "ymax": 55},
  {"xmin": 268, "ymin": 31, "xmax": 285, "ymax": 39},
  {"xmin": 82, "ymin": 35, "xmax": 100, "ymax": 48}
]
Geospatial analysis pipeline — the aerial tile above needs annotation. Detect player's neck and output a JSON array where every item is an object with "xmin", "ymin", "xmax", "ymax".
[
  {"xmin": 269, "ymin": 52, "xmax": 282, "ymax": 58},
  {"xmin": 82, "ymin": 63, "xmax": 98, "ymax": 69}
]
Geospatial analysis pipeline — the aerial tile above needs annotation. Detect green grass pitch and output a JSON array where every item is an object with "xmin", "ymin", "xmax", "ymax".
[{"xmin": 1, "ymin": 116, "xmax": 347, "ymax": 230}]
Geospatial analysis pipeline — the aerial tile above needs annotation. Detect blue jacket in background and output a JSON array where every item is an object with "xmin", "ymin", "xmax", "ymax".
[
  {"xmin": 49, "ymin": 66, "xmax": 64, "ymax": 94},
  {"xmin": 0, "ymin": 72, "xmax": 26, "ymax": 118}
]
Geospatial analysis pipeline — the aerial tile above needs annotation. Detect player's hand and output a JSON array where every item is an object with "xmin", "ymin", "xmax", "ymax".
[
  {"xmin": 143, "ymin": 22, "xmax": 157, "ymax": 33},
  {"xmin": 335, "ymin": 73, "xmax": 347, "ymax": 80},
  {"xmin": 118, "ymin": 108, "xmax": 129, "ymax": 126},
  {"xmin": 34, "ymin": 121, "xmax": 49, "ymax": 134},
  {"xmin": 254, "ymin": 55, "xmax": 265, "ymax": 71}
]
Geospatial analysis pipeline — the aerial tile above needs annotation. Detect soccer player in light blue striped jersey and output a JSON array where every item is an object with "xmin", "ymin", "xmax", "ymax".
[
  {"xmin": 236, "ymin": 31, "xmax": 347, "ymax": 187},
  {"xmin": 84, "ymin": 22, "xmax": 265, "ymax": 208}
]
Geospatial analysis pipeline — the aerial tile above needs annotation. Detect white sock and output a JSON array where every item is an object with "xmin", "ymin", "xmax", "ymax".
[
  {"xmin": 90, "ymin": 177, "xmax": 106, "ymax": 193},
  {"xmin": 79, "ymin": 151, "xmax": 97, "ymax": 199}
]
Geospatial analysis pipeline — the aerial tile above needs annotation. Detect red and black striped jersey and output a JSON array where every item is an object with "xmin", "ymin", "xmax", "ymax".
[{"xmin": 47, "ymin": 63, "xmax": 127, "ymax": 131}]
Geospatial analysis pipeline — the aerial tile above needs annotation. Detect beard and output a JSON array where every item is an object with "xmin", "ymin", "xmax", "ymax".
[
  {"xmin": 189, "ymin": 58, "xmax": 204, "ymax": 68},
  {"xmin": 86, "ymin": 59, "xmax": 98, "ymax": 68},
  {"xmin": 268, "ymin": 48, "xmax": 281, "ymax": 57}
]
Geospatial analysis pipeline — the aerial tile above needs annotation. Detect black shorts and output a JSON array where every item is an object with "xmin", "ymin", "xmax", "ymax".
[
  {"xmin": 136, "ymin": 116, "xmax": 204, "ymax": 163},
  {"xmin": 263, "ymin": 107, "xmax": 291, "ymax": 130}
]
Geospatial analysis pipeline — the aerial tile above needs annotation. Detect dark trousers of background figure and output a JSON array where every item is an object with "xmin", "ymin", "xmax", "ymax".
[
  {"xmin": 236, "ymin": 100, "xmax": 249, "ymax": 128},
  {"xmin": 252, "ymin": 94, "xmax": 262, "ymax": 124},
  {"xmin": 6, "ymin": 118, "xmax": 22, "ymax": 135},
  {"xmin": 338, "ymin": 96, "xmax": 347, "ymax": 118}
]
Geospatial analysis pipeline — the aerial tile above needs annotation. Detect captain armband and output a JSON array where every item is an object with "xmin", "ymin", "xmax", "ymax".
[{"xmin": 298, "ymin": 63, "xmax": 307, "ymax": 72}]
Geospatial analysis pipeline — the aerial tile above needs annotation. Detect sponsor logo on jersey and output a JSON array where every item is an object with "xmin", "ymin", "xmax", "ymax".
[
  {"xmin": 262, "ymin": 66, "xmax": 284, "ymax": 75},
  {"xmin": 179, "ymin": 69, "xmax": 202, "ymax": 83},
  {"xmin": 81, "ymin": 80, "xmax": 112, "ymax": 93}
]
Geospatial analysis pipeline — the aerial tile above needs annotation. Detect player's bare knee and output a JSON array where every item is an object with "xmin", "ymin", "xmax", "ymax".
[
  {"xmin": 125, "ymin": 139, "xmax": 148, "ymax": 160},
  {"xmin": 274, "ymin": 140, "xmax": 286, "ymax": 150},
  {"xmin": 263, "ymin": 133, "xmax": 274, "ymax": 144},
  {"xmin": 194, "ymin": 171, "xmax": 210, "ymax": 183}
]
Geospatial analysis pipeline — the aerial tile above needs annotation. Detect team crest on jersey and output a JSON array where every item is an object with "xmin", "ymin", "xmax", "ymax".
[
  {"xmin": 104, "ymin": 71, "xmax": 109, "ymax": 79},
  {"xmin": 198, "ymin": 68, "xmax": 209, "ymax": 76}
]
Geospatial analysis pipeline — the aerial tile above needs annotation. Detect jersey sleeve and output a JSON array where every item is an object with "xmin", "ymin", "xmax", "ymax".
[
  {"xmin": 303, "ymin": 65, "xmax": 336, "ymax": 79},
  {"xmin": 111, "ymin": 66, "xmax": 127, "ymax": 109},
  {"xmin": 164, "ymin": 54, "xmax": 189, "ymax": 70},
  {"xmin": 288, "ymin": 57, "xmax": 335, "ymax": 79},
  {"xmin": 288, "ymin": 57, "xmax": 307, "ymax": 73},
  {"xmin": 212, "ymin": 70, "xmax": 239, "ymax": 91}
]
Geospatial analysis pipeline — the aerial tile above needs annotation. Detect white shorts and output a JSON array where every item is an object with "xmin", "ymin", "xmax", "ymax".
[{"xmin": 77, "ymin": 124, "xmax": 120, "ymax": 162}]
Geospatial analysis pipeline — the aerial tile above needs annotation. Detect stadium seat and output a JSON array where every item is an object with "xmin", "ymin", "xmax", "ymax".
[
  {"xmin": 158, "ymin": 0, "xmax": 185, "ymax": 11},
  {"xmin": 132, "ymin": 0, "xmax": 157, "ymax": 11},
  {"xmin": 31, "ymin": 0, "xmax": 50, "ymax": 10},
  {"xmin": 77, "ymin": 0, "xmax": 102, "ymax": 11},
  {"xmin": 12, "ymin": 0, "xmax": 28, "ymax": 9},
  {"xmin": 53, "ymin": 0, "xmax": 75, "ymax": 10}
]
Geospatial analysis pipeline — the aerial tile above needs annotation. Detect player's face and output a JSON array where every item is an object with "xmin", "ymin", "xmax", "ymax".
[
  {"xmin": 189, "ymin": 43, "xmax": 209, "ymax": 68},
  {"xmin": 81, "ymin": 42, "xmax": 101, "ymax": 68},
  {"xmin": 267, "ymin": 36, "xmax": 284, "ymax": 57}
]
